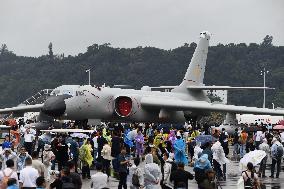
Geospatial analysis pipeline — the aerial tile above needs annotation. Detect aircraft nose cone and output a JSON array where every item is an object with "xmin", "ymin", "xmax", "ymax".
[{"xmin": 42, "ymin": 94, "xmax": 71, "ymax": 117}]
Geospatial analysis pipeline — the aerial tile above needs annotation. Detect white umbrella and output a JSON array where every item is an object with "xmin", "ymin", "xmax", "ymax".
[
  {"xmin": 70, "ymin": 133, "xmax": 88, "ymax": 138},
  {"xmin": 239, "ymin": 150, "xmax": 266, "ymax": 172}
]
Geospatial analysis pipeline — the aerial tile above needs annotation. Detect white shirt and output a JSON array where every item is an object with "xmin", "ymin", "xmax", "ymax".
[
  {"xmin": 255, "ymin": 131, "xmax": 263, "ymax": 142},
  {"xmin": 0, "ymin": 168, "xmax": 18, "ymax": 182},
  {"xmin": 24, "ymin": 131, "xmax": 35, "ymax": 143},
  {"xmin": 91, "ymin": 172, "xmax": 108, "ymax": 189},
  {"xmin": 92, "ymin": 136, "xmax": 98, "ymax": 149},
  {"xmin": 19, "ymin": 166, "xmax": 39, "ymax": 187}
]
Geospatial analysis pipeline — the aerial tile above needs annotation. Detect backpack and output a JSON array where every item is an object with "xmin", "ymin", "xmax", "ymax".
[
  {"xmin": 62, "ymin": 179, "xmax": 76, "ymax": 189},
  {"xmin": 275, "ymin": 144, "xmax": 284, "ymax": 160},
  {"xmin": 243, "ymin": 171, "xmax": 256, "ymax": 189},
  {"xmin": 1, "ymin": 170, "xmax": 14, "ymax": 188},
  {"xmin": 132, "ymin": 168, "xmax": 140, "ymax": 186}
]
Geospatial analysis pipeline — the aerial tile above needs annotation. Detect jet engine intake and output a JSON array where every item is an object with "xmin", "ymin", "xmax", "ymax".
[{"xmin": 114, "ymin": 96, "xmax": 132, "ymax": 117}]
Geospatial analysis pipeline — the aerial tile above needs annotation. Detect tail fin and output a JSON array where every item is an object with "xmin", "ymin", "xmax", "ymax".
[{"xmin": 177, "ymin": 31, "xmax": 210, "ymax": 88}]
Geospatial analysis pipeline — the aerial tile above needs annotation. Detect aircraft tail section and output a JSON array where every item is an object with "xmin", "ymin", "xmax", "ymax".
[{"xmin": 173, "ymin": 31, "xmax": 210, "ymax": 93}]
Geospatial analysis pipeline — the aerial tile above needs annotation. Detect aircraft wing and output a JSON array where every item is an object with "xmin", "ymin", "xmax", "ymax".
[
  {"xmin": 0, "ymin": 104, "xmax": 44, "ymax": 114},
  {"xmin": 141, "ymin": 97, "xmax": 284, "ymax": 115},
  {"xmin": 187, "ymin": 86, "xmax": 275, "ymax": 90}
]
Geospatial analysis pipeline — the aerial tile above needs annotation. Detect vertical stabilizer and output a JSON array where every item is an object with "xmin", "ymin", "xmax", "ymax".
[{"xmin": 177, "ymin": 31, "xmax": 211, "ymax": 88}]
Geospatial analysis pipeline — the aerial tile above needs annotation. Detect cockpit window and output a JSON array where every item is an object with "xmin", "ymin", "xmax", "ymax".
[{"xmin": 76, "ymin": 91, "xmax": 85, "ymax": 96}]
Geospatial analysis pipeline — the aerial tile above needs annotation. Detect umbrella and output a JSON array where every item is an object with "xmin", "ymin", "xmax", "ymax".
[
  {"xmin": 195, "ymin": 135, "xmax": 214, "ymax": 145},
  {"xmin": 239, "ymin": 150, "xmax": 266, "ymax": 172},
  {"xmin": 273, "ymin": 125, "xmax": 284, "ymax": 130},
  {"xmin": 70, "ymin": 133, "xmax": 89, "ymax": 138}
]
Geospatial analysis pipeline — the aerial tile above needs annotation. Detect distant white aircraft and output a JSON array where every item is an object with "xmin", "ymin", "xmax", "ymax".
[{"xmin": 0, "ymin": 31, "xmax": 283, "ymax": 123}]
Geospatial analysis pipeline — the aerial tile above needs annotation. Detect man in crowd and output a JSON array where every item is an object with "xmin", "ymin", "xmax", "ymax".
[
  {"xmin": 31, "ymin": 151, "xmax": 45, "ymax": 177},
  {"xmin": 270, "ymin": 138, "xmax": 284, "ymax": 178},
  {"xmin": 0, "ymin": 148, "xmax": 17, "ymax": 170},
  {"xmin": 67, "ymin": 160, "xmax": 82, "ymax": 189},
  {"xmin": 90, "ymin": 163, "xmax": 108, "ymax": 189},
  {"xmin": 24, "ymin": 126, "xmax": 36, "ymax": 155},
  {"xmin": 170, "ymin": 162, "xmax": 194, "ymax": 189},
  {"xmin": 17, "ymin": 147, "xmax": 31, "ymax": 176},
  {"xmin": 19, "ymin": 157, "xmax": 39, "ymax": 188}
]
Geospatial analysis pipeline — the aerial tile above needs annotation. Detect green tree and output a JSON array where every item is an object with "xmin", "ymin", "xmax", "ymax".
[
  {"xmin": 48, "ymin": 42, "xmax": 54, "ymax": 59},
  {"xmin": 261, "ymin": 35, "xmax": 273, "ymax": 47}
]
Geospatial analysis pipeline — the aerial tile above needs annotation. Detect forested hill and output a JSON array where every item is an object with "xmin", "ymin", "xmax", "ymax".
[{"xmin": 0, "ymin": 35, "xmax": 283, "ymax": 108}]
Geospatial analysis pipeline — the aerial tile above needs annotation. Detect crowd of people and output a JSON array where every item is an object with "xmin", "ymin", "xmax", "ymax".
[{"xmin": 0, "ymin": 119, "xmax": 283, "ymax": 189}]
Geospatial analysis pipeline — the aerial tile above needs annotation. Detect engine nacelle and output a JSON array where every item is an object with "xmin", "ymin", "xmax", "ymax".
[{"xmin": 114, "ymin": 96, "xmax": 133, "ymax": 117}]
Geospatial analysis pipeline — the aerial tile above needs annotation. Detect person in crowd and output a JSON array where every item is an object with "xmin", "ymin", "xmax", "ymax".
[
  {"xmin": 255, "ymin": 129, "xmax": 264, "ymax": 150},
  {"xmin": 90, "ymin": 163, "xmax": 108, "ymax": 189},
  {"xmin": 201, "ymin": 142, "xmax": 213, "ymax": 164},
  {"xmin": 31, "ymin": 151, "xmax": 45, "ymax": 177},
  {"xmin": 239, "ymin": 130, "xmax": 248, "ymax": 158},
  {"xmin": 187, "ymin": 139, "xmax": 195, "ymax": 164},
  {"xmin": 258, "ymin": 138, "xmax": 270, "ymax": 178},
  {"xmin": 198, "ymin": 169, "xmax": 216, "ymax": 189},
  {"xmin": 135, "ymin": 128, "xmax": 144, "ymax": 158},
  {"xmin": 162, "ymin": 152, "xmax": 174, "ymax": 189},
  {"xmin": 193, "ymin": 142, "xmax": 203, "ymax": 163},
  {"xmin": 154, "ymin": 130, "xmax": 164, "ymax": 148},
  {"xmin": 0, "ymin": 148, "xmax": 17, "ymax": 170},
  {"xmin": 211, "ymin": 140, "xmax": 229, "ymax": 181},
  {"xmin": 270, "ymin": 137, "xmax": 284, "ymax": 178},
  {"xmin": 66, "ymin": 135, "xmax": 79, "ymax": 172},
  {"xmin": 67, "ymin": 160, "xmax": 82, "ymax": 189},
  {"xmin": 19, "ymin": 157, "xmax": 39, "ymax": 188},
  {"xmin": 50, "ymin": 167, "xmax": 75, "ymax": 189},
  {"xmin": 101, "ymin": 140, "xmax": 112, "ymax": 177},
  {"xmin": 118, "ymin": 147, "xmax": 129, "ymax": 189},
  {"xmin": 194, "ymin": 154, "xmax": 212, "ymax": 186},
  {"xmin": 144, "ymin": 153, "xmax": 161, "ymax": 189},
  {"xmin": 16, "ymin": 147, "xmax": 31, "ymax": 176},
  {"xmin": 242, "ymin": 162, "xmax": 260, "ymax": 189},
  {"xmin": 173, "ymin": 134, "xmax": 188, "ymax": 166},
  {"xmin": 219, "ymin": 128, "xmax": 229, "ymax": 157},
  {"xmin": 144, "ymin": 154, "xmax": 162, "ymax": 189},
  {"xmin": 36, "ymin": 176, "xmax": 46, "ymax": 189},
  {"xmin": 111, "ymin": 131, "xmax": 122, "ymax": 174},
  {"xmin": 92, "ymin": 132, "xmax": 98, "ymax": 165},
  {"xmin": 42, "ymin": 144, "xmax": 55, "ymax": 181},
  {"xmin": 168, "ymin": 130, "xmax": 177, "ymax": 147},
  {"xmin": 23, "ymin": 126, "xmax": 36, "ymax": 155},
  {"xmin": 129, "ymin": 157, "xmax": 144, "ymax": 189},
  {"xmin": 97, "ymin": 131, "xmax": 107, "ymax": 163},
  {"xmin": 2, "ymin": 135, "xmax": 12, "ymax": 150},
  {"xmin": 79, "ymin": 138, "xmax": 93, "ymax": 179},
  {"xmin": 232, "ymin": 128, "xmax": 239, "ymax": 159},
  {"xmin": 151, "ymin": 147, "xmax": 161, "ymax": 166},
  {"xmin": 170, "ymin": 162, "xmax": 194, "ymax": 189},
  {"xmin": 55, "ymin": 136, "xmax": 69, "ymax": 171},
  {"xmin": 0, "ymin": 159, "xmax": 18, "ymax": 186},
  {"xmin": 7, "ymin": 178, "xmax": 18, "ymax": 189}
]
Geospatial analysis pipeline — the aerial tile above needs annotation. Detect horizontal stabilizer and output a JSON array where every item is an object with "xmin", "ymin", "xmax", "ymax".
[
  {"xmin": 141, "ymin": 97, "xmax": 284, "ymax": 116},
  {"xmin": 187, "ymin": 86, "xmax": 275, "ymax": 90}
]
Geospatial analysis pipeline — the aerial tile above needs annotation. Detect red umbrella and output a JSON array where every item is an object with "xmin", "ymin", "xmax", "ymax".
[{"xmin": 273, "ymin": 125, "xmax": 284, "ymax": 130}]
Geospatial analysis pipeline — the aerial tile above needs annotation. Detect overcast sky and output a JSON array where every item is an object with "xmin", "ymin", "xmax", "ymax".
[{"xmin": 0, "ymin": 0, "xmax": 283, "ymax": 57}]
